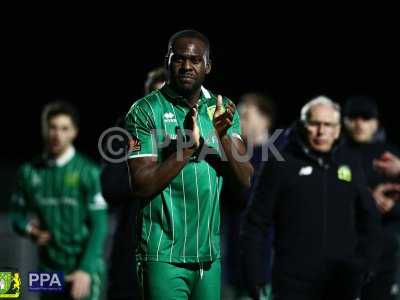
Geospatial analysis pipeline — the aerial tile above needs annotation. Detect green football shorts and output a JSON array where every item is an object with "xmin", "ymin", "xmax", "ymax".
[{"xmin": 137, "ymin": 260, "xmax": 221, "ymax": 300}]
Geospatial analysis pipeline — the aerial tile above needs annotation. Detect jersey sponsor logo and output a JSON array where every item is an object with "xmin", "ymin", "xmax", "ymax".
[
  {"xmin": 0, "ymin": 270, "xmax": 21, "ymax": 298},
  {"xmin": 38, "ymin": 197, "xmax": 77, "ymax": 206},
  {"xmin": 337, "ymin": 165, "xmax": 352, "ymax": 182},
  {"xmin": 128, "ymin": 137, "xmax": 141, "ymax": 152},
  {"xmin": 163, "ymin": 112, "xmax": 177, "ymax": 123},
  {"xmin": 38, "ymin": 197, "xmax": 58, "ymax": 206},
  {"xmin": 299, "ymin": 166, "xmax": 313, "ymax": 176},
  {"xmin": 64, "ymin": 172, "xmax": 79, "ymax": 187},
  {"xmin": 28, "ymin": 272, "xmax": 64, "ymax": 293},
  {"xmin": 61, "ymin": 197, "xmax": 78, "ymax": 206}
]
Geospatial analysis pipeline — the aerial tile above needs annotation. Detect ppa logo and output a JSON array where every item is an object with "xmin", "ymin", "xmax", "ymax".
[{"xmin": 28, "ymin": 272, "xmax": 64, "ymax": 292}]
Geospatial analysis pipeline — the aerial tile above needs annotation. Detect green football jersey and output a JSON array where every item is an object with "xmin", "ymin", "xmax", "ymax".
[
  {"xmin": 10, "ymin": 147, "xmax": 108, "ymax": 274},
  {"xmin": 125, "ymin": 85, "xmax": 241, "ymax": 263}
]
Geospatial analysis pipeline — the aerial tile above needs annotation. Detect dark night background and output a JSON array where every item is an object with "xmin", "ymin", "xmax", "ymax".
[{"xmin": 1, "ymin": 12, "xmax": 399, "ymax": 210}]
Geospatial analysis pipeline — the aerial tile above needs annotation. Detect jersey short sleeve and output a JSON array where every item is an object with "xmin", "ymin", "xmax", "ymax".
[
  {"xmin": 84, "ymin": 165, "xmax": 108, "ymax": 211},
  {"xmin": 125, "ymin": 102, "xmax": 157, "ymax": 159}
]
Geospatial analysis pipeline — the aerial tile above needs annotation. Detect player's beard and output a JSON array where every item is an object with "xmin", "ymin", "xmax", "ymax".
[{"xmin": 172, "ymin": 75, "xmax": 204, "ymax": 99}]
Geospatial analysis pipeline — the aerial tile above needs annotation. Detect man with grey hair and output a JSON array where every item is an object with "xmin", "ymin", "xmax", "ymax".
[{"xmin": 240, "ymin": 96, "xmax": 380, "ymax": 300}]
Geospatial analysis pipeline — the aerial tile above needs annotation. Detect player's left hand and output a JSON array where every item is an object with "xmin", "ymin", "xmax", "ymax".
[
  {"xmin": 183, "ymin": 104, "xmax": 201, "ymax": 149},
  {"xmin": 213, "ymin": 95, "xmax": 235, "ymax": 138},
  {"xmin": 66, "ymin": 270, "xmax": 91, "ymax": 300}
]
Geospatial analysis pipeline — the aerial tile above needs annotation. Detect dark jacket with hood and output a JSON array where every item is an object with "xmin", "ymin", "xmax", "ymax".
[{"xmin": 240, "ymin": 122, "xmax": 381, "ymax": 290}]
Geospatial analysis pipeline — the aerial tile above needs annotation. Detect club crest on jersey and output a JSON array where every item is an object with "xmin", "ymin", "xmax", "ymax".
[
  {"xmin": 65, "ymin": 172, "xmax": 79, "ymax": 187},
  {"xmin": 337, "ymin": 165, "xmax": 352, "ymax": 182},
  {"xmin": 207, "ymin": 105, "xmax": 225, "ymax": 120},
  {"xmin": 128, "ymin": 137, "xmax": 141, "ymax": 153}
]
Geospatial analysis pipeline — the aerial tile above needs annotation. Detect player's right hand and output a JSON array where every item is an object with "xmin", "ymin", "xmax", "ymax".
[
  {"xmin": 28, "ymin": 221, "xmax": 51, "ymax": 246},
  {"xmin": 183, "ymin": 104, "xmax": 201, "ymax": 149},
  {"xmin": 66, "ymin": 270, "xmax": 91, "ymax": 300}
]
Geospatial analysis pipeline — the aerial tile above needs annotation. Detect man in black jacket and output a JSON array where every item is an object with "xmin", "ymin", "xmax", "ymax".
[
  {"xmin": 342, "ymin": 96, "xmax": 400, "ymax": 300},
  {"xmin": 240, "ymin": 96, "xmax": 381, "ymax": 300}
]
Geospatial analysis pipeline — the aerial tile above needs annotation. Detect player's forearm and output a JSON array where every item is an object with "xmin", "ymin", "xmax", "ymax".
[
  {"xmin": 10, "ymin": 210, "xmax": 30, "ymax": 236},
  {"xmin": 130, "ymin": 149, "xmax": 196, "ymax": 200},
  {"xmin": 219, "ymin": 135, "xmax": 253, "ymax": 188},
  {"xmin": 79, "ymin": 210, "xmax": 108, "ymax": 273}
]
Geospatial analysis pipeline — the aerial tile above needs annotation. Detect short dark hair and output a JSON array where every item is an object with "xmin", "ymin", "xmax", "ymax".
[
  {"xmin": 343, "ymin": 96, "xmax": 379, "ymax": 119},
  {"xmin": 239, "ymin": 93, "xmax": 276, "ymax": 127},
  {"xmin": 41, "ymin": 101, "xmax": 80, "ymax": 129},
  {"xmin": 145, "ymin": 67, "xmax": 167, "ymax": 94},
  {"xmin": 167, "ymin": 29, "xmax": 210, "ymax": 61}
]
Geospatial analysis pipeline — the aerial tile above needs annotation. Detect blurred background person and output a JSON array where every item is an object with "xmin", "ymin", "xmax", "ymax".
[
  {"xmin": 10, "ymin": 101, "xmax": 108, "ymax": 300},
  {"xmin": 221, "ymin": 93, "xmax": 276, "ymax": 300},
  {"xmin": 240, "ymin": 96, "xmax": 381, "ymax": 300},
  {"xmin": 101, "ymin": 67, "xmax": 166, "ymax": 300},
  {"xmin": 144, "ymin": 67, "xmax": 167, "ymax": 95},
  {"xmin": 342, "ymin": 96, "xmax": 400, "ymax": 300}
]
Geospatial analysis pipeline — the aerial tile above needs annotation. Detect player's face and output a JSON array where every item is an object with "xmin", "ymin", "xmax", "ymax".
[
  {"xmin": 344, "ymin": 117, "xmax": 378, "ymax": 143},
  {"xmin": 45, "ymin": 114, "xmax": 77, "ymax": 156},
  {"xmin": 167, "ymin": 37, "xmax": 211, "ymax": 95},
  {"xmin": 305, "ymin": 104, "xmax": 341, "ymax": 153}
]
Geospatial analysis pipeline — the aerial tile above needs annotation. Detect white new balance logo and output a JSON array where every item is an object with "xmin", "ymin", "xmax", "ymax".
[{"xmin": 299, "ymin": 166, "xmax": 313, "ymax": 176}]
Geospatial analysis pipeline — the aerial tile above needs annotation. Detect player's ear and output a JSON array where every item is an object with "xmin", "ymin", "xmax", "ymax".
[
  {"xmin": 164, "ymin": 55, "xmax": 170, "ymax": 70},
  {"xmin": 205, "ymin": 58, "xmax": 212, "ymax": 75},
  {"xmin": 334, "ymin": 124, "xmax": 341, "ymax": 140},
  {"xmin": 71, "ymin": 126, "xmax": 79, "ymax": 141}
]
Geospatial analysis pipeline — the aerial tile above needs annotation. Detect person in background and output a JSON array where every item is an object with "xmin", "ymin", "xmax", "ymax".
[
  {"xmin": 144, "ymin": 67, "xmax": 167, "ymax": 95},
  {"xmin": 241, "ymin": 96, "xmax": 381, "ymax": 300},
  {"xmin": 10, "ymin": 101, "xmax": 108, "ymax": 300},
  {"xmin": 101, "ymin": 67, "xmax": 166, "ymax": 300},
  {"xmin": 220, "ymin": 93, "xmax": 275, "ymax": 300},
  {"xmin": 342, "ymin": 96, "xmax": 400, "ymax": 300}
]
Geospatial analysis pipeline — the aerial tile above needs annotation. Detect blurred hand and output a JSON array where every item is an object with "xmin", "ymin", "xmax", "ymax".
[
  {"xmin": 28, "ymin": 220, "xmax": 51, "ymax": 246},
  {"xmin": 213, "ymin": 95, "xmax": 235, "ymax": 138},
  {"xmin": 373, "ymin": 151, "xmax": 400, "ymax": 178},
  {"xmin": 372, "ymin": 183, "xmax": 400, "ymax": 214},
  {"xmin": 66, "ymin": 270, "xmax": 91, "ymax": 300},
  {"xmin": 183, "ymin": 104, "xmax": 200, "ymax": 149}
]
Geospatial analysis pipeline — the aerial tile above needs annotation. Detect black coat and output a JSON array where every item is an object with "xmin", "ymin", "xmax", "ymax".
[
  {"xmin": 340, "ymin": 130, "xmax": 400, "ymax": 272},
  {"xmin": 240, "ymin": 126, "xmax": 381, "ymax": 290}
]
